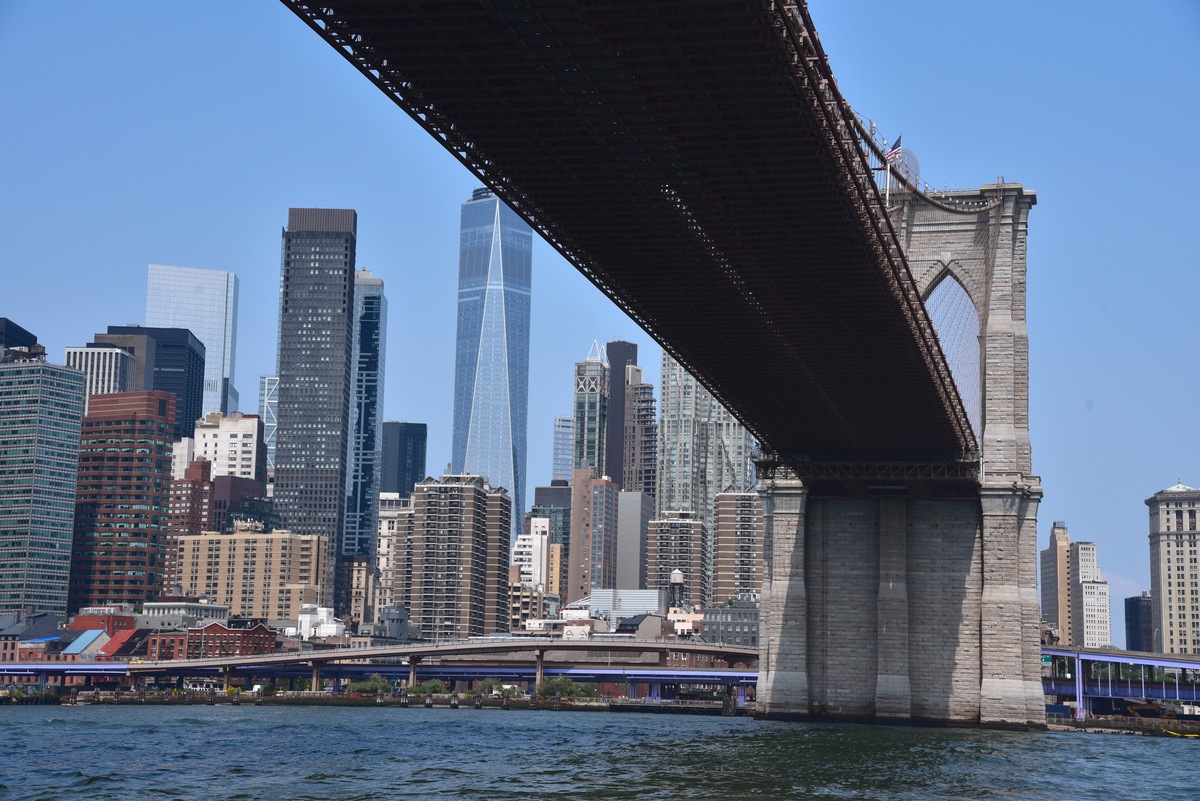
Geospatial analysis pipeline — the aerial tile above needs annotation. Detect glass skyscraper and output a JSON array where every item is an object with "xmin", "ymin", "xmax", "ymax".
[
  {"xmin": 0, "ymin": 351, "xmax": 85, "ymax": 617},
  {"xmin": 146, "ymin": 264, "xmax": 239, "ymax": 414},
  {"xmin": 573, "ymin": 341, "xmax": 609, "ymax": 475},
  {"xmin": 258, "ymin": 374, "xmax": 279, "ymax": 471},
  {"xmin": 344, "ymin": 269, "xmax": 386, "ymax": 559},
  {"xmin": 450, "ymin": 187, "xmax": 532, "ymax": 535},
  {"xmin": 656, "ymin": 353, "xmax": 756, "ymax": 531},
  {"xmin": 274, "ymin": 208, "xmax": 357, "ymax": 594},
  {"xmin": 381, "ymin": 421, "xmax": 427, "ymax": 498},
  {"xmin": 552, "ymin": 415, "xmax": 573, "ymax": 483}
]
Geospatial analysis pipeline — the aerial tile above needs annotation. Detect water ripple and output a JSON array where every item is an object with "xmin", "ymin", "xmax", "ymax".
[{"xmin": 0, "ymin": 706, "xmax": 1193, "ymax": 800}]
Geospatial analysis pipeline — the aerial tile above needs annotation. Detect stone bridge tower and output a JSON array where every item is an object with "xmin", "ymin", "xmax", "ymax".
[{"xmin": 756, "ymin": 183, "xmax": 1042, "ymax": 727}]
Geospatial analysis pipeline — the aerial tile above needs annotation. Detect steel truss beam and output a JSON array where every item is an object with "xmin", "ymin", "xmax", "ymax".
[{"xmin": 279, "ymin": 0, "xmax": 978, "ymax": 466}]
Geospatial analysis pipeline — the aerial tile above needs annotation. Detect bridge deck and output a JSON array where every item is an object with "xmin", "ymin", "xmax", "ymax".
[{"xmin": 282, "ymin": 1, "xmax": 976, "ymax": 485}]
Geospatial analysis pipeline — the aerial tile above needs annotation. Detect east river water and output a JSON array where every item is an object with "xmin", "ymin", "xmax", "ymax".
[{"xmin": 0, "ymin": 705, "xmax": 1190, "ymax": 800}]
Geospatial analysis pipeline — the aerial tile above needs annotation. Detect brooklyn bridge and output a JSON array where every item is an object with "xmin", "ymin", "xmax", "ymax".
[{"xmin": 276, "ymin": 0, "xmax": 1040, "ymax": 726}]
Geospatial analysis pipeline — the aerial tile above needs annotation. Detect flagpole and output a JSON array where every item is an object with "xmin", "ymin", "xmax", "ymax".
[{"xmin": 885, "ymin": 139, "xmax": 891, "ymax": 206}]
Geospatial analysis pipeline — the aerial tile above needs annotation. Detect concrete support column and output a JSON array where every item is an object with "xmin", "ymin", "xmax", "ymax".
[
  {"xmin": 535, "ymin": 649, "xmax": 545, "ymax": 689},
  {"xmin": 1074, "ymin": 656, "xmax": 1085, "ymax": 722},
  {"xmin": 408, "ymin": 657, "xmax": 419, "ymax": 688},
  {"xmin": 756, "ymin": 471, "xmax": 809, "ymax": 719},
  {"xmin": 979, "ymin": 484, "xmax": 1032, "ymax": 726},
  {"xmin": 310, "ymin": 662, "xmax": 320, "ymax": 692},
  {"xmin": 222, "ymin": 667, "xmax": 231, "ymax": 693},
  {"xmin": 875, "ymin": 497, "xmax": 911, "ymax": 719}
]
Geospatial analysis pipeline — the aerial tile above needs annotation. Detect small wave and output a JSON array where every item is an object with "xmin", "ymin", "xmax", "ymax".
[
  {"xmin": 303, "ymin": 772, "xmax": 348, "ymax": 781},
  {"xmin": 78, "ymin": 773, "xmax": 121, "ymax": 787}
]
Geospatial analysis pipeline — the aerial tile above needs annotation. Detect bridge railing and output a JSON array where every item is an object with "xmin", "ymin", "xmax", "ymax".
[{"xmin": 775, "ymin": 0, "xmax": 978, "ymax": 460}]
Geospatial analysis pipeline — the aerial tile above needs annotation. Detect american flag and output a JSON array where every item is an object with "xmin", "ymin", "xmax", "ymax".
[{"xmin": 885, "ymin": 134, "xmax": 903, "ymax": 163}]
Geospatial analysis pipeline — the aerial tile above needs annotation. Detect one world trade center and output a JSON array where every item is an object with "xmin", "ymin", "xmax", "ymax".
[{"xmin": 450, "ymin": 187, "xmax": 532, "ymax": 537}]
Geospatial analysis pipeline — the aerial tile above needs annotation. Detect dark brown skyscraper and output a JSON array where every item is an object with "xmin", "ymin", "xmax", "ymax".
[
  {"xmin": 69, "ymin": 391, "xmax": 175, "ymax": 612},
  {"xmin": 603, "ymin": 340, "xmax": 636, "ymax": 488},
  {"xmin": 407, "ymin": 475, "xmax": 510, "ymax": 639},
  {"xmin": 273, "ymin": 208, "xmax": 357, "ymax": 595}
]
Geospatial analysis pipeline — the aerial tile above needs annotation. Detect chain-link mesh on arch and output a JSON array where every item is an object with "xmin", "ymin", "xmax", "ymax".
[{"xmin": 925, "ymin": 277, "xmax": 981, "ymax": 440}]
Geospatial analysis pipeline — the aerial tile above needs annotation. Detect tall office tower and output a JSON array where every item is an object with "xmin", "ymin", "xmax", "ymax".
[
  {"xmin": 376, "ymin": 492, "xmax": 413, "ymax": 620},
  {"xmin": 450, "ymin": 187, "xmax": 532, "ymax": 536},
  {"xmin": 552, "ymin": 415, "xmax": 573, "ymax": 483},
  {"xmin": 69, "ymin": 391, "xmax": 175, "ymax": 612},
  {"xmin": 145, "ymin": 264, "xmax": 240, "ymax": 414},
  {"xmin": 91, "ymin": 326, "xmax": 206, "ymax": 440},
  {"xmin": 1068, "ymin": 541, "xmax": 1111, "ymax": 648},
  {"xmin": 408, "ymin": 474, "xmax": 511, "ymax": 639},
  {"xmin": 258, "ymin": 375, "xmax": 279, "ymax": 471},
  {"xmin": 175, "ymin": 524, "xmax": 326, "ymax": 626},
  {"xmin": 573, "ymin": 341, "xmax": 609, "ymax": 476},
  {"xmin": 1125, "ymin": 592, "xmax": 1153, "ymax": 652},
  {"xmin": 0, "ymin": 347, "xmax": 85, "ymax": 617},
  {"xmin": 1147, "ymin": 480, "xmax": 1200, "ymax": 654},
  {"xmin": 623, "ymin": 364, "xmax": 658, "ymax": 497},
  {"xmin": 604, "ymin": 340, "xmax": 637, "ymax": 488},
  {"xmin": 344, "ymin": 270, "xmax": 387, "ymax": 562},
  {"xmin": 1039, "ymin": 521, "xmax": 1071, "ymax": 644},
  {"xmin": 64, "ymin": 345, "xmax": 133, "ymax": 413},
  {"xmin": 381, "ymin": 422, "xmax": 427, "ymax": 498},
  {"xmin": 646, "ymin": 510, "xmax": 710, "ymax": 609},
  {"xmin": 530, "ymin": 478, "xmax": 572, "ymax": 596},
  {"xmin": 173, "ymin": 411, "xmax": 268, "ymax": 483},
  {"xmin": 656, "ymin": 353, "xmax": 755, "ymax": 530},
  {"xmin": 712, "ymin": 491, "xmax": 764, "ymax": 603},
  {"xmin": 273, "ymin": 208, "xmax": 358, "ymax": 596},
  {"xmin": 616, "ymin": 491, "xmax": 653, "ymax": 590},
  {"xmin": 566, "ymin": 466, "xmax": 619, "ymax": 603}
]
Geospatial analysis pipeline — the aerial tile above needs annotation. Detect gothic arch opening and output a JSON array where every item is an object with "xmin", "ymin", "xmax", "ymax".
[{"xmin": 924, "ymin": 272, "xmax": 981, "ymax": 440}]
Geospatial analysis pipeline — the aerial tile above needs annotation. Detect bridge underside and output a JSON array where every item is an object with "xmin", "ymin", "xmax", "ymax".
[
  {"xmin": 280, "ymin": 2, "xmax": 1040, "ymax": 727},
  {"xmin": 282, "ymin": 0, "xmax": 976, "ymax": 479}
]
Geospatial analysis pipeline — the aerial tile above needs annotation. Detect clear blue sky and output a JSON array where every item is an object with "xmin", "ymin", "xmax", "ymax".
[{"xmin": 2, "ymin": 2, "xmax": 1197, "ymax": 646}]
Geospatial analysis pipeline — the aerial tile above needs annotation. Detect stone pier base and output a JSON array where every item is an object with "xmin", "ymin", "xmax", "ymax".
[{"xmin": 756, "ymin": 471, "xmax": 1043, "ymax": 727}]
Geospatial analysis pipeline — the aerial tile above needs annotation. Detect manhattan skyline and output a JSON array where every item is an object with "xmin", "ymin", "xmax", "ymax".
[{"xmin": 2, "ymin": 2, "xmax": 1198, "ymax": 645}]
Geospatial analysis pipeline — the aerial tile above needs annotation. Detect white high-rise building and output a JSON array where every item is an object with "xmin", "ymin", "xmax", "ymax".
[
  {"xmin": 656, "ymin": 353, "xmax": 755, "ymax": 530},
  {"xmin": 1147, "ymin": 480, "xmax": 1200, "ymax": 654},
  {"xmin": 171, "ymin": 411, "xmax": 266, "ymax": 483},
  {"xmin": 513, "ymin": 517, "xmax": 550, "ymax": 591},
  {"xmin": 376, "ymin": 492, "xmax": 413, "ymax": 622},
  {"xmin": 1069, "ymin": 541, "xmax": 1111, "ymax": 648},
  {"xmin": 64, "ymin": 345, "xmax": 133, "ymax": 413},
  {"xmin": 145, "ymin": 264, "xmax": 239, "ymax": 414}
]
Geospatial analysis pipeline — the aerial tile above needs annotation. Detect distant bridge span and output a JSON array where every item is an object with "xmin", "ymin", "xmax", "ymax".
[
  {"xmin": 124, "ymin": 638, "xmax": 757, "ymax": 676},
  {"xmin": 279, "ymin": 1, "xmax": 1042, "ymax": 727}
]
